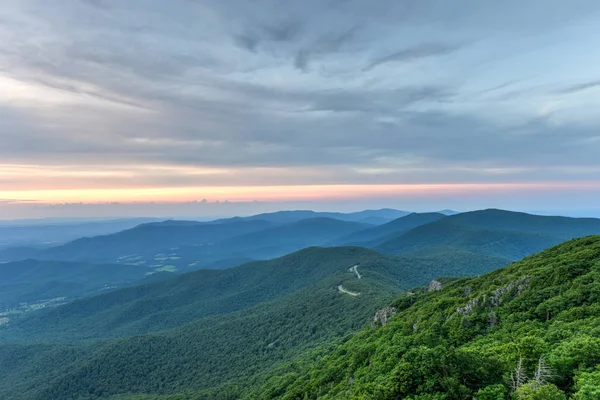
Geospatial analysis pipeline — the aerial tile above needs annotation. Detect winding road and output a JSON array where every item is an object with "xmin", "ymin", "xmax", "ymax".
[
  {"xmin": 338, "ymin": 265, "xmax": 362, "ymax": 296},
  {"xmin": 337, "ymin": 284, "xmax": 360, "ymax": 296},
  {"xmin": 350, "ymin": 265, "xmax": 361, "ymax": 279}
]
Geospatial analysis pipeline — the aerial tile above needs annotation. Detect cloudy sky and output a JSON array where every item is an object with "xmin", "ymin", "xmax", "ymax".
[{"xmin": 1, "ymin": 0, "xmax": 600, "ymax": 218}]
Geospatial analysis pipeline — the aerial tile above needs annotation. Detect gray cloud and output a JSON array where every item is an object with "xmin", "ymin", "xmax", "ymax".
[
  {"xmin": 262, "ymin": 20, "xmax": 303, "ymax": 42},
  {"xmin": 294, "ymin": 50, "xmax": 310, "ymax": 72},
  {"xmin": 233, "ymin": 20, "xmax": 303, "ymax": 53},
  {"xmin": 234, "ymin": 33, "xmax": 259, "ymax": 52},
  {"xmin": 364, "ymin": 43, "xmax": 462, "ymax": 71},
  {"xmin": 557, "ymin": 80, "xmax": 600, "ymax": 95},
  {"xmin": 1, "ymin": 0, "xmax": 600, "ymax": 196}
]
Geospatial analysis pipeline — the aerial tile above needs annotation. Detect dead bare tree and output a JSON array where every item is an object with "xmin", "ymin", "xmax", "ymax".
[
  {"xmin": 510, "ymin": 357, "xmax": 527, "ymax": 393},
  {"xmin": 532, "ymin": 355, "xmax": 553, "ymax": 387}
]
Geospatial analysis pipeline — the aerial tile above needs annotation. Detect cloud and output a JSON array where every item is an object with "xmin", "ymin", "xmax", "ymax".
[
  {"xmin": 0, "ymin": 198, "xmax": 36, "ymax": 203},
  {"xmin": 261, "ymin": 20, "xmax": 303, "ymax": 42},
  {"xmin": 0, "ymin": 0, "xmax": 600, "ymax": 200},
  {"xmin": 234, "ymin": 33, "xmax": 259, "ymax": 52},
  {"xmin": 557, "ymin": 80, "xmax": 600, "ymax": 95},
  {"xmin": 294, "ymin": 50, "xmax": 310, "ymax": 72},
  {"xmin": 364, "ymin": 43, "xmax": 462, "ymax": 71}
]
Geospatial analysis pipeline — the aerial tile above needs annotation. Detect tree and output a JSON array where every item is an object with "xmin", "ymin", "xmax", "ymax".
[
  {"xmin": 510, "ymin": 357, "xmax": 527, "ymax": 393},
  {"xmin": 514, "ymin": 383, "xmax": 566, "ymax": 400},
  {"xmin": 573, "ymin": 368, "xmax": 600, "ymax": 400},
  {"xmin": 475, "ymin": 384, "xmax": 506, "ymax": 400},
  {"xmin": 532, "ymin": 355, "xmax": 553, "ymax": 387}
]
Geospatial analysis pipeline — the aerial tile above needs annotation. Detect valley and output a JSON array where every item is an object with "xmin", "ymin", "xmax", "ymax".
[{"xmin": 0, "ymin": 208, "xmax": 599, "ymax": 399}]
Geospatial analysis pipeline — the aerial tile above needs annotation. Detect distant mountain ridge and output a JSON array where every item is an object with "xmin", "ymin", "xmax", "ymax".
[
  {"xmin": 1, "ymin": 219, "xmax": 277, "ymax": 263},
  {"xmin": 211, "ymin": 208, "xmax": 410, "ymax": 225},
  {"xmin": 328, "ymin": 212, "xmax": 447, "ymax": 246},
  {"xmin": 3, "ymin": 208, "xmax": 599, "ymax": 275},
  {"xmin": 375, "ymin": 209, "xmax": 600, "ymax": 260},
  {"xmin": 0, "ymin": 209, "xmax": 408, "ymax": 265}
]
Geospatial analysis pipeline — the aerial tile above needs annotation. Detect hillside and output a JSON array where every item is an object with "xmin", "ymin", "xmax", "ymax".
[
  {"xmin": 0, "ymin": 259, "xmax": 149, "ymax": 311},
  {"xmin": 0, "ymin": 219, "xmax": 373, "ymax": 312},
  {"xmin": 0, "ymin": 246, "xmax": 388, "ymax": 341},
  {"xmin": 4, "ymin": 219, "xmax": 276, "ymax": 264},
  {"xmin": 328, "ymin": 212, "xmax": 446, "ymax": 246},
  {"xmin": 59, "ymin": 218, "xmax": 370, "ymax": 272},
  {"xmin": 376, "ymin": 209, "xmax": 600, "ymax": 260},
  {"xmin": 21, "ymin": 236, "xmax": 599, "ymax": 400},
  {"xmin": 0, "ymin": 245, "xmax": 511, "ymax": 399},
  {"xmin": 199, "ymin": 217, "xmax": 373, "ymax": 261},
  {"xmin": 249, "ymin": 235, "xmax": 600, "ymax": 399},
  {"xmin": 448, "ymin": 209, "xmax": 600, "ymax": 234},
  {"xmin": 0, "ymin": 218, "xmax": 373, "ymax": 273},
  {"xmin": 0, "ymin": 246, "xmax": 506, "ymax": 342},
  {"xmin": 0, "ymin": 274, "xmax": 393, "ymax": 400},
  {"xmin": 0, "ymin": 247, "xmax": 402, "ymax": 399}
]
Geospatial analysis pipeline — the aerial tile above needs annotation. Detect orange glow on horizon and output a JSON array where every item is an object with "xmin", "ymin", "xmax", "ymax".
[{"xmin": 2, "ymin": 182, "xmax": 600, "ymax": 204}]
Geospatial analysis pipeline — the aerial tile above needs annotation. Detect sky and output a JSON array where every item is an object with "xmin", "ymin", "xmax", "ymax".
[{"xmin": 1, "ymin": 0, "xmax": 600, "ymax": 219}]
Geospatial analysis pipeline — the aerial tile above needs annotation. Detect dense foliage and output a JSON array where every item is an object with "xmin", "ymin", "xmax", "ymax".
[
  {"xmin": 1, "ymin": 246, "xmax": 505, "ymax": 342},
  {"xmin": 376, "ymin": 209, "xmax": 600, "ymax": 260},
  {"xmin": 0, "ymin": 246, "xmax": 409, "ymax": 399},
  {"xmin": 0, "ymin": 243, "xmax": 509, "ymax": 399},
  {"xmin": 248, "ymin": 236, "xmax": 600, "ymax": 399},
  {"xmin": 0, "ymin": 259, "xmax": 148, "ymax": 309},
  {"xmin": 71, "ymin": 236, "xmax": 600, "ymax": 400},
  {"xmin": 1, "ymin": 231, "xmax": 599, "ymax": 399}
]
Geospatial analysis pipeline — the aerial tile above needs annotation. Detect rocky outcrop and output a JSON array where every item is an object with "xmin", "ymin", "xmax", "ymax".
[
  {"xmin": 454, "ymin": 276, "xmax": 531, "ymax": 317},
  {"xmin": 428, "ymin": 280, "xmax": 443, "ymax": 292},
  {"xmin": 456, "ymin": 297, "xmax": 481, "ymax": 316},
  {"xmin": 488, "ymin": 276, "xmax": 530, "ymax": 307},
  {"xmin": 372, "ymin": 306, "xmax": 397, "ymax": 327}
]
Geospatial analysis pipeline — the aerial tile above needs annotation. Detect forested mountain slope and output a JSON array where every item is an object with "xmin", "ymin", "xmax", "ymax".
[
  {"xmin": 37, "ymin": 219, "xmax": 277, "ymax": 263},
  {"xmin": 0, "ymin": 244, "xmax": 511, "ymax": 399},
  {"xmin": 249, "ymin": 235, "xmax": 600, "ymax": 399},
  {"xmin": 172, "ymin": 218, "xmax": 373, "ymax": 264},
  {"xmin": 328, "ymin": 212, "xmax": 446, "ymax": 247},
  {"xmin": 0, "ymin": 246, "xmax": 507, "ymax": 343},
  {"xmin": 447, "ymin": 209, "xmax": 600, "ymax": 233},
  {"xmin": 58, "ymin": 237, "xmax": 600, "ymax": 400},
  {"xmin": 0, "ymin": 247, "xmax": 401, "ymax": 399},
  {"xmin": 0, "ymin": 218, "xmax": 372, "ymax": 273},
  {"xmin": 1, "ymin": 246, "xmax": 389, "ymax": 341},
  {"xmin": 0, "ymin": 259, "xmax": 149, "ymax": 310},
  {"xmin": 376, "ymin": 209, "xmax": 600, "ymax": 261}
]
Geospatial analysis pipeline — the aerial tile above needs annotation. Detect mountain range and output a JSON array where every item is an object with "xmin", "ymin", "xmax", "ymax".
[
  {"xmin": 1, "ymin": 209, "xmax": 600, "ymax": 313},
  {"xmin": 0, "ymin": 227, "xmax": 598, "ymax": 398}
]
